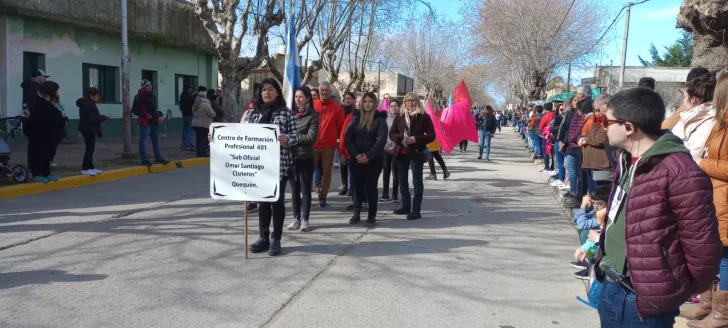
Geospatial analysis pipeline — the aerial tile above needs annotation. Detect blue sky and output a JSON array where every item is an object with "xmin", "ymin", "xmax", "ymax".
[{"xmin": 427, "ymin": 0, "xmax": 685, "ymax": 99}]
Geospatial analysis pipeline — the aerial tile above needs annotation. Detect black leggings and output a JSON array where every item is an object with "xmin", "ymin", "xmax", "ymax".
[
  {"xmin": 459, "ymin": 140, "xmax": 468, "ymax": 151},
  {"xmin": 193, "ymin": 127, "xmax": 209, "ymax": 157},
  {"xmin": 259, "ymin": 176, "xmax": 288, "ymax": 240},
  {"xmin": 290, "ymin": 159, "xmax": 314, "ymax": 221},
  {"xmin": 350, "ymin": 159, "xmax": 383, "ymax": 218},
  {"xmin": 28, "ymin": 137, "xmax": 55, "ymax": 177},
  {"xmin": 340, "ymin": 158, "xmax": 349, "ymax": 187},
  {"xmin": 382, "ymin": 153, "xmax": 398, "ymax": 197},
  {"xmin": 428, "ymin": 151, "xmax": 447, "ymax": 176}
]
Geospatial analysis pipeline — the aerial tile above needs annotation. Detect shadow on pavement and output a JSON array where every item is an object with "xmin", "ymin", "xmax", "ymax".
[{"xmin": 0, "ymin": 270, "xmax": 107, "ymax": 290}]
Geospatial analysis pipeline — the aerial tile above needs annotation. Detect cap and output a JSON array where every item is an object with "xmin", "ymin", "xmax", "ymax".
[
  {"xmin": 32, "ymin": 69, "xmax": 50, "ymax": 78},
  {"xmin": 141, "ymin": 79, "xmax": 152, "ymax": 88}
]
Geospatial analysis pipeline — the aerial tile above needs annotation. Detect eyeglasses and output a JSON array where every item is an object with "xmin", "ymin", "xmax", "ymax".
[{"xmin": 602, "ymin": 119, "xmax": 625, "ymax": 129}]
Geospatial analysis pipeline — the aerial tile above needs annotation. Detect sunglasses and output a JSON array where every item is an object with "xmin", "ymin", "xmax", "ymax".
[{"xmin": 602, "ymin": 119, "xmax": 625, "ymax": 129}]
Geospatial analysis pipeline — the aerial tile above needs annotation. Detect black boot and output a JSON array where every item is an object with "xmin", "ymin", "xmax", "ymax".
[
  {"xmin": 365, "ymin": 216, "xmax": 376, "ymax": 227},
  {"xmin": 349, "ymin": 212, "xmax": 361, "ymax": 225},
  {"xmin": 339, "ymin": 185, "xmax": 348, "ymax": 196},
  {"xmin": 393, "ymin": 207, "xmax": 410, "ymax": 215},
  {"xmin": 249, "ymin": 237, "xmax": 270, "ymax": 253},
  {"xmin": 443, "ymin": 170, "xmax": 451, "ymax": 180},
  {"xmin": 407, "ymin": 213, "xmax": 422, "ymax": 220},
  {"xmin": 268, "ymin": 239, "xmax": 281, "ymax": 256}
]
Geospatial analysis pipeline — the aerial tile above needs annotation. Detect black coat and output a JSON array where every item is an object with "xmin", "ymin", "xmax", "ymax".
[
  {"xmin": 77, "ymin": 97, "xmax": 107, "ymax": 137},
  {"xmin": 21, "ymin": 78, "xmax": 41, "ymax": 111},
  {"xmin": 477, "ymin": 113, "xmax": 497, "ymax": 133},
  {"xmin": 27, "ymin": 97, "xmax": 66, "ymax": 142},
  {"xmin": 179, "ymin": 91, "xmax": 195, "ymax": 117},
  {"xmin": 345, "ymin": 110, "xmax": 388, "ymax": 161}
]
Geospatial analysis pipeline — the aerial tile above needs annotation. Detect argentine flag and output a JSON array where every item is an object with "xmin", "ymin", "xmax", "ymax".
[{"xmin": 282, "ymin": 12, "xmax": 301, "ymax": 111}]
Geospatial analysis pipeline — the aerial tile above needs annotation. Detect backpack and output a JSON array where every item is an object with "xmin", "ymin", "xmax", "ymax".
[
  {"xmin": 532, "ymin": 113, "xmax": 545, "ymax": 135},
  {"xmin": 131, "ymin": 95, "xmax": 143, "ymax": 117}
]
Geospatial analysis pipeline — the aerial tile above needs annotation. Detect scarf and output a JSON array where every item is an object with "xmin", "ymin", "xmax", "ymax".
[
  {"xmin": 38, "ymin": 91, "xmax": 67, "ymax": 118},
  {"xmin": 297, "ymin": 103, "xmax": 310, "ymax": 117}
]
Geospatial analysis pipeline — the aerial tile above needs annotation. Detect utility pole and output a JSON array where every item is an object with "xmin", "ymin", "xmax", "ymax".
[
  {"xmin": 376, "ymin": 60, "xmax": 381, "ymax": 99},
  {"xmin": 566, "ymin": 62, "xmax": 572, "ymax": 92},
  {"xmin": 120, "ymin": 0, "xmax": 132, "ymax": 156},
  {"xmin": 619, "ymin": 2, "xmax": 632, "ymax": 91}
]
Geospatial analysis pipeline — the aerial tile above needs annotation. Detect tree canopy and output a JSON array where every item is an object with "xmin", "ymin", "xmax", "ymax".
[{"xmin": 638, "ymin": 31, "xmax": 693, "ymax": 67}]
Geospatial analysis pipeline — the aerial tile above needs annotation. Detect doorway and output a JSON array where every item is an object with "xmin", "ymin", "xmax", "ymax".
[{"xmin": 141, "ymin": 70, "xmax": 158, "ymax": 102}]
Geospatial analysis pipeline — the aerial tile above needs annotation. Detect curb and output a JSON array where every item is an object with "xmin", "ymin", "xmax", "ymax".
[{"xmin": 0, "ymin": 158, "xmax": 209, "ymax": 199}]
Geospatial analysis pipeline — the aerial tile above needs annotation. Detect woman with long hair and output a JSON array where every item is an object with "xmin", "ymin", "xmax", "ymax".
[
  {"xmin": 389, "ymin": 92, "xmax": 436, "ymax": 220},
  {"xmin": 245, "ymin": 78, "xmax": 300, "ymax": 256},
  {"xmin": 344, "ymin": 92, "xmax": 388, "ymax": 226},
  {"xmin": 477, "ymin": 105, "xmax": 497, "ymax": 161},
  {"xmin": 673, "ymin": 71, "xmax": 717, "ymax": 160},
  {"xmin": 287, "ymin": 86, "xmax": 319, "ymax": 232},
  {"xmin": 382, "ymin": 99, "xmax": 400, "ymax": 202},
  {"xmin": 26, "ymin": 81, "xmax": 66, "ymax": 182},
  {"xmin": 689, "ymin": 74, "xmax": 728, "ymax": 323}
]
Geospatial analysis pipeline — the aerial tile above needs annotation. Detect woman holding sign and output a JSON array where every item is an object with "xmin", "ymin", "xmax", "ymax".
[
  {"xmin": 344, "ymin": 92, "xmax": 388, "ymax": 226},
  {"xmin": 287, "ymin": 86, "xmax": 319, "ymax": 232},
  {"xmin": 245, "ymin": 78, "xmax": 300, "ymax": 256}
]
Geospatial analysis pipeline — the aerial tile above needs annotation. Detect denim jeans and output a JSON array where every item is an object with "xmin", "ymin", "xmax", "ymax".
[
  {"xmin": 397, "ymin": 154, "xmax": 424, "ymax": 213},
  {"xmin": 586, "ymin": 170, "xmax": 597, "ymax": 194},
  {"xmin": 555, "ymin": 140, "xmax": 566, "ymax": 181},
  {"xmin": 598, "ymin": 281, "xmax": 678, "ymax": 327},
  {"xmin": 721, "ymin": 247, "xmax": 728, "ymax": 290},
  {"xmin": 478, "ymin": 130, "xmax": 492, "ymax": 158},
  {"xmin": 182, "ymin": 116, "xmax": 193, "ymax": 148},
  {"xmin": 139, "ymin": 125, "xmax": 162, "ymax": 161},
  {"xmin": 531, "ymin": 131, "xmax": 542, "ymax": 156},
  {"xmin": 565, "ymin": 149, "xmax": 582, "ymax": 196}
]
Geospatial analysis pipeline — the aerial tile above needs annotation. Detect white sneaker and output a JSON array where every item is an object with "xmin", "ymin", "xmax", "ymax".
[
  {"xmin": 559, "ymin": 185, "xmax": 571, "ymax": 191},
  {"xmin": 549, "ymin": 170, "xmax": 559, "ymax": 177},
  {"xmin": 81, "ymin": 169, "xmax": 98, "ymax": 176},
  {"xmin": 50, "ymin": 162, "xmax": 58, "ymax": 167},
  {"xmin": 93, "ymin": 169, "xmax": 103, "ymax": 174},
  {"xmin": 550, "ymin": 180, "xmax": 563, "ymax": 187},
  {"xmin": 287, "ymin": 219, "xmax": 301, "ymax": 231},
  {"xmin": 300, "ymin": 220, "xmax": 310, "ymax": 232},
  {"xmin": 539, "ymin": 169, "xmax": 550, "ymax": 174}
]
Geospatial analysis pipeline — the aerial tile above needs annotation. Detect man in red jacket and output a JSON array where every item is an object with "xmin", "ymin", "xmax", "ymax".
[
  {"xmin": 582, "ymin": 87, "xmax": 721, "ymax": 327},
  {"xmin": 312, "ymin": 81, "xmax": 344, "ymax": 207}
]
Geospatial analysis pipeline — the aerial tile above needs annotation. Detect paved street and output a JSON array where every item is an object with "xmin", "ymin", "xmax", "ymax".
[{"xmin": 0, "ymin": 131, "xmax": 597, "ymax": 328}]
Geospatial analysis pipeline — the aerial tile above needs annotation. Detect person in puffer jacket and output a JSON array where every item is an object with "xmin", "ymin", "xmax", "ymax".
[
  {"xmin": 582, "ymin": 87, "xmax": 721, "ymax": 325},
  {"xmin": 191, "ymin": 90, "xmax": 216, "ymax": 157}
]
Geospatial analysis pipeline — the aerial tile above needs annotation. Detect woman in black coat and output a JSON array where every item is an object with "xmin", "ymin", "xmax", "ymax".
[
  {"xmin": 27, "ymin": 81, "xmax": 66, "ymax": 182},
  {"xmin": 77, "ymin": 87, "xmax": 109, "ymax": 175},
  {"xmin": 344, "ymin": 92, "xmax": 388, "ymax": 226}
]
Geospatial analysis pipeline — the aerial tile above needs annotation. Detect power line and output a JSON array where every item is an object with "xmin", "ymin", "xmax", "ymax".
[
  {"xmin": 590, "ymin": 0, "xmax": 652, "ymax": 51},
  {"xmin": 548, "ymin": 0, "xmax": 576, "ymax": 45}
]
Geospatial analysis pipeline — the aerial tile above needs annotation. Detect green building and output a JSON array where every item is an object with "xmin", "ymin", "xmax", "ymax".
[{"xmin": 0, "ymin": 0, "xmax": 218, "ymax": 139}]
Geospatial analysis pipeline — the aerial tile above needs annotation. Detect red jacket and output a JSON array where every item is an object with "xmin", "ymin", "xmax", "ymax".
[
  {"xmin": 596, "ymin": 133, "xmax": 722, "ymax": 317},
  {"xmin": 313, "ymin": 98, "xmax": 344, "ymax": 148},
  {"xmin": 339, "ymin": 113, "xmax": 353, "ymax": 159},
  {"xmin": 538, "ymin": 111, "xmax": 556, "ymax": 133}
]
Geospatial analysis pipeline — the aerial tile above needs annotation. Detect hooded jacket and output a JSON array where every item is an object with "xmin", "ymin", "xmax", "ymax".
[
  {"xmin": 313, "ymin": 98, "xmax": 344, "ymax": 148},
  {"xmin": 344, "ymin": 110, "xmax": 388, "ymax": 161},
  {"xmin": 292, "ymin": 104, "xmax": 319, "ymax": 159},
  {"xmin": 671, "ymin": 102, "xmax": 715, "ymax": 160},
  {"xmin": 192, "ymin": 91, "xmax": 216, "ymax": 128},
  {"xmin": 179, "ymin": 89, "xmax": 196, "ymax": 117},
  {"xmin": 76, "ymin": 97, "xmax": 107, "ymax": 137},
  {"xmin": 595, "ymin": 131, "xmax": 722, "ymax": 317},
  {"xmin": 134, "ymin": 88, "xmax": 161, "ymax": 126}
]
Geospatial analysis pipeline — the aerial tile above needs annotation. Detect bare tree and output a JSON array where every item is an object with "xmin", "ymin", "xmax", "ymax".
[
  {"xmin": 677, "ymin": 0, "xmax": 728, "ymax": 74},
  {"xmin": 193, "ymin": 0, "xmax": 284, "ymax": 121},
  {"xmin": 469, "ymin": 0, "xmax": 606, "ymax": 104}
]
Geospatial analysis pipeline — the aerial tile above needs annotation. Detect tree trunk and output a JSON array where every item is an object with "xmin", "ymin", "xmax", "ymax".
[
  {"xmin": 678, "ymin": 0, "xmax": 728, "ymax": 74},
  {"xmin": 220, "ymin": 69, "xmax": 240, "ymax": 122}
]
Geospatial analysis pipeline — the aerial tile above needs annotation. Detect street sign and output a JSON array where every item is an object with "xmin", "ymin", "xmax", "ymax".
[{"xmin": 209, "ymin": 123, "xmax": 281, "ymax": 202}]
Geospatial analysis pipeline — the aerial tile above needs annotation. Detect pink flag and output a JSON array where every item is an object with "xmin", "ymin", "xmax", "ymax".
[
  {"xmin": 379, "ymin": 96, "xmax": 390, "ymax": 112},
  {"xmin": 440, "ymin": 81, "xmax": 478, "ymax": 150},
  {"xmin": 425, "ymin": 99, "xmax": 455, "ymax": 153}
]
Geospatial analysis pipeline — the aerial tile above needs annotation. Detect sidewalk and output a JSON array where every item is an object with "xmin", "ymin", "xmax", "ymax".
[{"xmin": 9, "ymin": 136, "xmax": 199, "ymax": 180}]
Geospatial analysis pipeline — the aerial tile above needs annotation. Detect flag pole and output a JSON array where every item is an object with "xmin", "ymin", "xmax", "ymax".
[{"xmin": 244, "ymin": 201, "xmax": 248, "ymax": 259}]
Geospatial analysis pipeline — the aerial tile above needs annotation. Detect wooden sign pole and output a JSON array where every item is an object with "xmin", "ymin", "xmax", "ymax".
[{"xmin": 244, "ymin": 201, "xmax": 249, "ymax": 259}]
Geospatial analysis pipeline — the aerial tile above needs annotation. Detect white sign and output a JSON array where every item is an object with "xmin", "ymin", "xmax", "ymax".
[{"xmin": 209, "ymin": 123, "xmax": 280, "ymax": 201}]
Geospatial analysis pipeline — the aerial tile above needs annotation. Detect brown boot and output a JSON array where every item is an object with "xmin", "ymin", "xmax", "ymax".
[
  {"xmin": 683, "ymin": 282, "xmax": 719, "ymax": 320},
  {"xmin": 688, "ymin": 289, "xmax": 728, "ymax": 328}
]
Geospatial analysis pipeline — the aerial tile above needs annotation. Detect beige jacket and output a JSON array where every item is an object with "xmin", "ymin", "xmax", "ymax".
[
  {"xmin": 191, "ymin": 91, "xmax": 216, "ymax": 128},
  {"xmin": 671, "ymin": 102, "xmax": 715, "ymax": 160}
]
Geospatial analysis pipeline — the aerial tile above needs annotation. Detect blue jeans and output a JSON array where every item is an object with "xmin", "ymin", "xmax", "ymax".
[
  {"xmin": 598, "ymin": 281, "xmax": 678, "ymax": 327},
  {"xmin": 139, "ymin": 125, "xmax": 162, "ymax": 161},
  {"xmin": 315, "ymin": 161, "xmax": 323, "ymax": 189},
  {"xmin": 720, "ymin": 247, "xmax": 728, "ymax": 290},
  {"xmin": 181, "ymin": 116, "xmax": 194, "ymax": 148},
  {"xmin": 397, "ymin": 154, "xmax": 424, "ymax": 213},
  {"xmin": 531, "ymin": 131, "xmax": 542, "ymax": 156},
  {"xmin": 565, "ymin": 150, "xmax": 582, "ymax": 196},
  {"xmin": 478, "ymin": 130, "xmax": 492, "ymax": 158},
  {"xmin": 586, "ymin": 170, "xmax": 597, "ymax": 194},
  {"xmin": 555, "ymin": 140, "xmax": 565, "ymax": 180}
]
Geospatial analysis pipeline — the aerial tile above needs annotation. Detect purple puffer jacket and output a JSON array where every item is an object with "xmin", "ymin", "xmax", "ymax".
[
  {"xmin": 596, "ymin": 133, "xmax": 722, "ymax": 317},
  {"xmin": 567, "ymin": 112, "xmax": 587, "ymax": 148}
]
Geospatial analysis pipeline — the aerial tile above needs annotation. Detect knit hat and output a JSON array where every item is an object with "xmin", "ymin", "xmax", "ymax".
[{"xmin": 141, "ymin": 79, "xmax": 152, "ymax": 88}]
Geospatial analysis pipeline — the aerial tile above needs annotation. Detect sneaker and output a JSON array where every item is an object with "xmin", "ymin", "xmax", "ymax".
[
  {"xmin": 300, "ymin": 220, "xmax": 310, "ymax": 232},
  {"xmin": 392, "ymin": 195, "xmax": 400, "ymax": 203},
  {"xmin": 349, "ymin": 213, "xmax": 361, "ymax": 225},
  {"xmin": 560, "ymin": 192, "xmax": 575, "ymax": 199},
  {"xmin": 380, "ymin": 194, "xmax": 391, "ymax": 202},
  {"xmin": 180, "ymin": 146, "xmax": 187, "ymax": 151},
  {"xmin": 393, "ymin": 207, "xmax": 410, "ymax": 215},
  {"xmin": 319, "ymin": 197, "xmax": 328, "ymax": 208},
  {"xmin": 141, "ymin": 160, "xmax": 153, "ymax": 166},
  {"xmin": 574, "ymin": 268, "xmax": 589, "ymax": 280},
  {"xmin": 246, "ymin": 202, "xmax": 258, "ymax": 212},
  {"xmin": 550, "ymin": 180, "xmax": 564, "ymax": 187},
  {"xmin": 550, "ymin": 171, "xmax": 559, "ymax": 177},
  {"xmin": 443, "ymin": 171, "xmax": 451, "ymax": 179},
  {"xmin": 155, "ymin": 158, "xmax": 170, "ymax": 165},
  {"xmin": 425, "ymin": 175, "xmax": 437, "ymax": 181},
  {"xmin": 570, "ymin": 261, "xmax": 587, "ymax": 269},
  {"xmin": 268, "ymin": 239, "xmax": 281, "ymax": 256},
  {"xmin": 558, "ymin": 185, "xmax": 571, "ymax": 191},
  {"xmin": 93, "ymin": 169, "xmax": 103, "ymax": 174},
  {"xmin": 249, "ymin": 237, "xmax": 270, "ymax": 253},
  {"xmin": 338, "ymin": 186, "xmax": 348, "ymax": 196},
  {"xmin": 407, "ymin": 212, "xmax": 422, "ymax": 220},
  {"xmin": 81, "ymin": 169, "xmax": 98, "ymax": 176},
  {"xmin": 364, "ymin": 217, "xmax": 376, "ymax": 227},
  {"xmin": 346, "ymin": 203, "xmax": 355, "ymax": 211},
  {"xmin": 346, "ymin": 189, "xmax": 352, "ymax": 196},
  {"xmin": 287, "ymin": 219, "xmax": 301, "ymax": 231},
  {"xmin": 50, "ymin": 162, "xmax": 57, "ymax": 167},
  {"xmin": 477, "ymin": 156, "xmax": 482, "ymax": 160},
  {"xmin": 485, "ymin": 157, "xmax": 490, "ymax": 162},
  {"xmin": 334, "ymin": 163, "xmax": 340, "ymax": 169},
  {"xmin": 32, "ymin": 176, "xmax": 49, "ymax": 183},
  {"xmin": 47, "ymin": 175, "xmax": 58, "ymax": 182}
]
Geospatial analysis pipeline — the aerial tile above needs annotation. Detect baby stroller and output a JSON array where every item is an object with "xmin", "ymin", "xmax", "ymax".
[{"xmin": 0, "ymin": 116, "xmax": 29, "ymax": 183}]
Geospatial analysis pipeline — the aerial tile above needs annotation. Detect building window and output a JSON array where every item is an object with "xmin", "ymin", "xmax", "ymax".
[
  {"xmin": 82, "ymin": 63, "xmax": 119, "ymax": 103},
  {"xmin": 23, "ymin": 52, "xmax": 46, "ymax": 79},
  {"xmin": 175, "ymin": 74, "xmax": 198, "ymax": 105}
]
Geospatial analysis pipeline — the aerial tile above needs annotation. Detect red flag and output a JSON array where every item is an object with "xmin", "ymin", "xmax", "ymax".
[
  {"xmin": 440, "ymin": 81, "xmax": 478, "ymax": 149},
  {"xmin": 425, "ymin": 99, "xmax": 455, "ymax": 153},
  {"xmin": 452, "ymin": 80, "xmax": 472, "ymax": 109}
]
